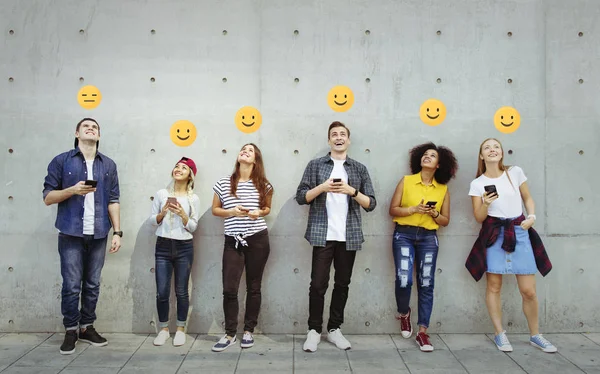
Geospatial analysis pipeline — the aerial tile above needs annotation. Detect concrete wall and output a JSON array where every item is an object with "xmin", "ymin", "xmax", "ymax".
[{"xmin": 1, "ymin": 0, "xmax": 599, "ymax": 334}]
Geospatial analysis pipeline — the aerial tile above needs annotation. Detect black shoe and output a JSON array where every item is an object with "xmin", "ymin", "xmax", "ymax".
[
  {"xmin": 60, "ymin": 330, "xmax": 78, "ymax": 355},
  {"xmin": 79, "ymin": 326, "xmax": 108, "ymax": 347}
]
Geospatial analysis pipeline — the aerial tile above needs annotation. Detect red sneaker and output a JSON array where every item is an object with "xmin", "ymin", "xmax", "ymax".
[
  {"xmin": 416, "ymin": 332, "xmax": 434, "ymax": 352},
  {"xmin": 396, "ymin": 308, "xmax": 413, "ymax": 338}
]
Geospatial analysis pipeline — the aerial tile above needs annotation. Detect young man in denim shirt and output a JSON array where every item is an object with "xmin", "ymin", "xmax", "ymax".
[
  {"xmin": 43, "ymin": 118, "xmax": 121, "ymax": 355},
  {"xmin": 296, "ymin": 121, "xmax": 376, "ymax": 352}
]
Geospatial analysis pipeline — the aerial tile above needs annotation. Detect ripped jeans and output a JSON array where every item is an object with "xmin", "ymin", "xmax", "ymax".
[{"xmin": 392, "ymin": 224, "xmax": 439, "ymax": 328}]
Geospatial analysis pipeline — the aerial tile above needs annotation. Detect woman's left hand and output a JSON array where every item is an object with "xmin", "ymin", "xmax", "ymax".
[
  {"xmin": 247, "ymin": 210, "xmax": 261, "ymax": 220},
  {"xmin": 520, "ymin": 218, "xmax": 534, "ymax": 230},
  {"xmin": 170, "ymin": 202, "xmax": 188, "ymax": 220}
]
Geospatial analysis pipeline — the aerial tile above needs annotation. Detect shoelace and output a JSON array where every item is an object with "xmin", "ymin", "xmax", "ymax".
[
  {"xmin": 498, "ymin": 333, "xmax": 510, "ymax": 346},
  {"xmin": 418, "ymin": 333, "xmax": 432, "ymax": 345},
  {"xmin": 243, "ymin": 333, "xmax": 252, "ymax": 341},
  {"xmin": 399, "ymin": 315, "xmax": 411, "ymax": 332},
  {"xmin": 534, "ymin": 335, "xmax": 551, "ymax": 347}
]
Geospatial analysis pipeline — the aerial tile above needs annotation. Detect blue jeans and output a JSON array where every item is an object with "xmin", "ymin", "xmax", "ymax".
[
  {"xmin": 58, "ymin": 233, "xmax": 108, "ymax": 330},
  {"xmin": 155, "ymin": 237, "xmax": 194, "ymax": 328},
  {"xmin": 392, "ymin": 225, "xmax": 439, "ymax": 328}
]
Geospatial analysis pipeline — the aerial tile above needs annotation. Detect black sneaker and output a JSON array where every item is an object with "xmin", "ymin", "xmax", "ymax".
[
  {"xmin": 60, "ymin": 330, "xmax": 78, "ymax": 355},
  {"xmin": 79, "ymin": 326, "xmax": 108, "ymax": 347}
]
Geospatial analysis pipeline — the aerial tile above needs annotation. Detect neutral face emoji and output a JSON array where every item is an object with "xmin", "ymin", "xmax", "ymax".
[
  {"xmin": 77, "ymin": 85, "xmax": 102, "ymax": 110},
  {"xmin": 419, "ymin": 99, "xmax": 447, "ymax": 126},
  {"xmin": 170, "ymin": 120, "xmax": 197, "ymax": 147},
  {"xmin": 235, "ymin": 106, "xmax": 262, "ymax": 134},
  {"xmin": 494, "ymin": 107, "xmax": 521, "ymax": 134},
  {"xmin": 327, "ymin": 86, "xmax": 354, "ymax": 112}
]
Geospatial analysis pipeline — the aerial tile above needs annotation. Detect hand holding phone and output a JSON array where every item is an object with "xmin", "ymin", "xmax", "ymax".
[
  {"xmin": 484, "ymin": 185, "xmax": 499, "ymax": 198},
  {"xmin": 426, "ymin": 201, "xmax": 437, "ymax": 208},
  {"xmin": 167, "ymin": 197, "xmax": 178, "ymax": 206},
  {"xmin": 332, "ymin": 178, "xmax": 342, "ymax": 183},
  {"xmin": 84, "ymin": 180, "xmax": 98, "ymax": 188}
]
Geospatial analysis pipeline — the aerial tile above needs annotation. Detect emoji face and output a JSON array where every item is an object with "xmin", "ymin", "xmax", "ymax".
[
  {"xmin": 327, "ymin": 86, "xmax": 355, "ymax": 112},
  {"xmin": 170, "ymin": 120, "xmax": 197, "ymax": 147},
  {"xmin": 235, "ymin": 106, "xmax": 262, "ymax": 134},
  {"xmin": 77, "ymin": 85, "xmax": 102, "ymax": 110},
  {"xmin": 419, "ymin": 99, "xmax": 447, "ymax": 126},
  {"xmin": 494, "ymin": 107, "xmax": 521, "ymax": 134}
]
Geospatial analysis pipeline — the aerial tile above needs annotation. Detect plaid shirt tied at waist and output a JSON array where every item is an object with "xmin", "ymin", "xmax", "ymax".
[{"xmin": 465, "ymin": 215, "xmax": 552, "ymax": 281}]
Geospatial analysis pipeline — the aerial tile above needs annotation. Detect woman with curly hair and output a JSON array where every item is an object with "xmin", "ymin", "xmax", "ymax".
[
  {"xmin": 388, "ymin": 142, "xmax": 458, "ymax": 352},
  {"xmin": 211, "ymin": 143, "xmax": 274, "ymax": 352}
]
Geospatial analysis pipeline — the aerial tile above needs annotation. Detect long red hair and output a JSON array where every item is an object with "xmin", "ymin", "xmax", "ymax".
[{"xmin": 230, "ymin": 143, "xmax": 273, "ymax": 207}]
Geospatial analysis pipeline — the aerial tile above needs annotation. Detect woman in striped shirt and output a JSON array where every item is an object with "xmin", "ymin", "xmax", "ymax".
[{"xmin": 211, "ymin": 143, "xmax": 274, "ymax": 352}]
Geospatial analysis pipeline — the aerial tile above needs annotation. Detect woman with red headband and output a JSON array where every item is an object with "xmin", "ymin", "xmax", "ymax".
[{"xmin": 149, "ymin": 157, "xmax": 200, "ymax": 347}]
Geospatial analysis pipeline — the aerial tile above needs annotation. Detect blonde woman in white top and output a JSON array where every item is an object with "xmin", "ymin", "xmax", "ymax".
[{"xmin": 149, "ymin": 157, "xmax": 200, "ymax": 347}]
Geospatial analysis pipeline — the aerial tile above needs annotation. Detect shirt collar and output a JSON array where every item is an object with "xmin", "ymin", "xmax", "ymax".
[
  {"xmin": 71, "ymin": 147, "xmax": 103, "ymax": 160},
  {"xmin": 416, "ymin": 172, "xmax": 439, "ymax": 187},
  {"xmin": 320, "ymin": 152, "xmax": 355, "ymax": 166}
]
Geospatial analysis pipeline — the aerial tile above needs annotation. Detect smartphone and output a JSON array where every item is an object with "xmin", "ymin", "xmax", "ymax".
[
  {"xmin": 333, "ymin": 178, "xmax": 342, "ymax": 183},
  {"xmin": 426, "ymin": 201, "xmax": 437, "ymax": 207},
  {"xmin": 84, "ymin": 180, "xmax": 97, "ymax": 187},
  {"xmin": 239, "ymin": 207, "xmax": 251, "ymax": 212},
  {"xmin": 167, "ymin": 197, "xmax": 178, "ymax": 206},
  {"xmin": 484, "ymin": 185, "xmax": 499, "ymax": 197}
]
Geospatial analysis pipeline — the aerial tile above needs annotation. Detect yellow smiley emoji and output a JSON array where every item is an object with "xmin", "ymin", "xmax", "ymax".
[
  {"xmin": 419, "ymin": 99, "xmax": 447, "ymax": 126},
  {"xmin": 327, "ymin": 86, "xmax": 355, "ymax": 112},
  {"xmin": 235, "ymin": 106, "xmax": 262, "ymax": 134},
  {"xmin": 77, "ymin": 85, "xmax": 102, "ymax": 110},
  {"xmin": 494, "ymin": 106, "xmax": 521, "ymax": 134},
  {"xmin": 170, "ymin": 120, "xmax": 197, "ymax": 147}
]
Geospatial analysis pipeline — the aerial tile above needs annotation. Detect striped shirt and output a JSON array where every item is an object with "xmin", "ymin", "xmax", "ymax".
[{"xmin": 213, "ymin": 176, "xmax": 271, "ymax": 237}]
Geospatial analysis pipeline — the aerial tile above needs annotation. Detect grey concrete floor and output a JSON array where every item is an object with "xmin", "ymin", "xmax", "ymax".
[{"xmin": 0, "ymin": 332, "xmax": 599, "ymax": 373}]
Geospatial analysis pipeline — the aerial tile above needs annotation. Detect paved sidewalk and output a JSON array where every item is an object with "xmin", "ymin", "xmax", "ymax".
[{"xmin": 0, "ymin": 332, "xmax": 599, "ymax": 373}]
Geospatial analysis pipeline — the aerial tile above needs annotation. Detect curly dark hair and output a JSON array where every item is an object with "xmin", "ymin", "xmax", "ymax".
[{"xmin": 408, "ymin": 142, "xmax": 458, "ymax": 185}]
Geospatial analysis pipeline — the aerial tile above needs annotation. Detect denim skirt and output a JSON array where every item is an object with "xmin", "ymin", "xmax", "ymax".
[{"xmin": 486, "ymin": 225, "xmax": 537, "ymax": 275}]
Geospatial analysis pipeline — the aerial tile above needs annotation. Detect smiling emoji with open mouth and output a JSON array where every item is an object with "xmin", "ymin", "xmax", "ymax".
[
  {"xmin": 494, "ymin": 106, "xmax": 521, "ymax": 134},
  {"xmin": 235, "ymin": 106, "xmax": 262, "ymax": 134},
  {"xmin": 170, "ymin": 120, "xmax": 197, "ymax": 147},
  {"xmin": 327, "ymin": 86, "xmax": 354, "ymax": 112},
  {"xmin": 419, "ymin": 99, "xmax": 447, "ymax": 126}
]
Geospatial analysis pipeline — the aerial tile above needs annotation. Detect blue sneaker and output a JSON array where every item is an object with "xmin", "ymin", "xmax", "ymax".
[
  {"xmin": 493, "ymin": 331, "xmax": 513, "ymax": 352},
  {"xmin": 240, "ymin": 332, "xmax": 254, "ymax": 348},
  {"xmin": 212, "ymin": 335, "xmax": 237, "ymax": 352},
  {"xmin": 530, "ymin": 334, "xmax": 558, "ymax": 353}
]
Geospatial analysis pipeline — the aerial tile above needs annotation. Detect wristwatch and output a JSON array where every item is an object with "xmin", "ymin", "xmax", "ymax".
[
  {"xmin": 352, "ymin": 188, "xmax": 359, "ymax": 197},
  {"xmin": 113, "ymin": 231, "xmax": 123, "ymax": 237}
]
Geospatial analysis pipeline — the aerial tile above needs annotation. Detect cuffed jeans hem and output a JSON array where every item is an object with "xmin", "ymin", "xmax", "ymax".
[
  {"xmin": 308, "ymin": 326, "xmax": 323, "ymax": 334},
  {"xmin": 418, "ymin": 323, "xmax": 430, "ymax": 329},
  {"xmin": 158, "ymin": 321, "xmax": 169, "ymax": 329},
  {"xmin": 176, "ymin": 320, "xmax": 186, "ymax": 327}
]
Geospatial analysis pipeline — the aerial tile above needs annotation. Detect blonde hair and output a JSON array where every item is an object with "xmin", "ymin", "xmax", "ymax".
[
  {"xmin": 166, "ymin": 165, "xmax": 196, "ymax": 224},
  {"xmin": 476, "ymin": 138, "xmax": 515, "ymax": 189}
]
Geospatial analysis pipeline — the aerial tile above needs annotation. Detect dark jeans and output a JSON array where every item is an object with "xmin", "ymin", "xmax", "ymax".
[
  {"xmin": 155, "ymin": 236, "xmax": 194, "ymax": 328},
  {"xmin": 58, "ymin": 233, "xmax": 108, "ymax": 330},
  {"xmin": 392, "ymin": 224, "xmax": 439, "ymax": 328},
  {"xmin": 308, "ymin": 241, "xmax": 357, "ymax": 333},
  {"xmin": 222, "ymin": 229, "xmax": 270, "ymax": 336}
]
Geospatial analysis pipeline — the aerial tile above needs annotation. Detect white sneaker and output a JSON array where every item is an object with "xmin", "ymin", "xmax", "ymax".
[
  {"xmin": 327, "ymin": 328, "xmax": 351, "ymax": 350},
  {"xmin": 153, "ymin": 330, "xmax": 170, "ymax": 346},
  {"xmin": 173, "ymin": 331, "xmax": 186, "ymax": 346},
  {"xmin": 303, "ymin": 329, "xmax": 321, "ymax": 352}
]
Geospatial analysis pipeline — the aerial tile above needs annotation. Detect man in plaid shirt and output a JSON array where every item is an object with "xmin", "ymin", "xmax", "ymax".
[{"xmin": 295, "ymin": 121, "xmax": 376, "ymax": 352}]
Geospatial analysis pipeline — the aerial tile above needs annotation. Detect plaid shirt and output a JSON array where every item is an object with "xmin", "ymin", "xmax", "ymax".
[
  {"xmin": 465, "ymin": 215, "xmax": 552, "ymax": 281},
  {"xmin": 295, "ymin": 153, "xmax": 376, "ymax": 251}
]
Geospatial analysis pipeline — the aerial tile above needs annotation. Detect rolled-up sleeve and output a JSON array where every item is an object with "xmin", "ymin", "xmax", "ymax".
[
  {"xmin": 185, "ymin": 195, "xmax": 201, "ymax": 233},
  {"xmin": 295, "ymin": 160, "xmax": 315, "ymax": 205},
  {"xmin": 43, "ymin": 155, "xmax": 62, "ymax": 200},
  {"xmin": 360, "ymin": 166, "xmax": 377, "ymax": 212},
  {"xmin": 109, "ymin": 162, "xmax": 120, "ymax": 203}
]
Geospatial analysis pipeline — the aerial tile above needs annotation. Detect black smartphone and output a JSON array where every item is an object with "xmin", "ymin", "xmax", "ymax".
[
  {"xmin": 426, "ymin": 201, "xmax": 437, "ymax": 207},
  {"xmin": 333, "ymin": 178, "xmax": 342, "ymax": 183},
  {"xmin": 484, "ymin": 185, "xmax": 498, "ymax": 197},
  {"xmin": 84, "ymin": 180, "xmax": 97, "ymax": 187}
]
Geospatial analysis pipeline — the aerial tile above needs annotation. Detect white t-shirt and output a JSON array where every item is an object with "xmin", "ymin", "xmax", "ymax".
[
  {"xmin": 326, "ymin": 159, "xmax": 349, "ymax": 241},
  {"xmin": 213, "ymin": 177, "xmax": 271, "ymax": 237},
  {"xmin": 83, "ymin": 160, "xmax": 95, "ymax": 235},
  {"xmin": 150, "ymin": 189, "xmax": 200, "ymax": 240},
  {"xmin": 468, "ymin": 166, "xmax": 528, "ymax": 219}
]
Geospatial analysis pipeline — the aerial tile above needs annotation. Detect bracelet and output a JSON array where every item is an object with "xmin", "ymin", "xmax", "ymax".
[
  {"xmin": 527, "ymin": 214, "xmax": 536, "ymax": 221},
  {"xmin": 433, "ymin": 211, "xmax": 440, "ymax": 219}
]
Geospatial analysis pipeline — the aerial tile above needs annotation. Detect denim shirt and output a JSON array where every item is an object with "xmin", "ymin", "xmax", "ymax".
[
  {"xmin": 43, "ymin": 148, "xmax": 120, "ymax": 239},
  {"xmin": 296, "ymin": 154, "xmax": 377, "ymax": 251}
]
